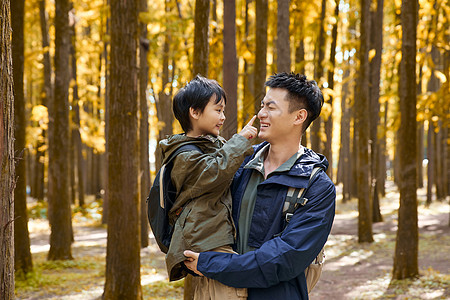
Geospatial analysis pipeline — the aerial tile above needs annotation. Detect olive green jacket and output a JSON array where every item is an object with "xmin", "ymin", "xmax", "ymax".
[{"xmin": 160, "ymin": 133, "xmax": 253, "ymax": 281}]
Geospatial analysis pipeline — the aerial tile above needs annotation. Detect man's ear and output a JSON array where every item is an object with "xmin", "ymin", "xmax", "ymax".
[
  {"xmin": 293, "ymin": 109, "xmax": 308, "ymax": 126},
  {"xmin": 189, "ymin": 107, "xmax": 200, "ymax": 120}
]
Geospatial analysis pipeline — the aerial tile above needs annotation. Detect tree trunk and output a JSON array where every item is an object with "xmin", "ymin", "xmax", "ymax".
[
  {"xmin": 350, "ymin": 91, "xmax": 358, "ymax": 199},
  {"xmin": 426, "ymin": 120, "xmax": 434, "ymax": 205},
  {"xmin": 242, "ymin": 0, "xmax": 254, "ymax": 124},
  {"xmin": 48, "ymin": 0, "xmax": 73, "ymax": 260},
  {"xmin": 276, "ymin": 0, "xmax": 290, "ymax": 73},
  {"xmin": 379, "ymin": 99, "xmax": 388, "ymax": 197},
  {"xmin": 310, "ymin": 0, "xmax": 326, "ymax": 154},
  {"xmin": 155, "ymin": 1, "xmax": 174, "ymax": 172},
  {"xmin": 393, "ymin": 0, "xmax": 418, "ymax": 280},
  {"xmin": 435, "ymin": 121, "xmax": 444, "ymax": 200},
  {"xmin": 1, "ymin": 0, "xmax": 15, "ymax": 296},
  {"xmin": 139, "ymin": 0, "xmax": 150, "ymax": 249},
  {"xmin": 253, "ymin": 0, "xmax": 268, "ymax": 114},
  {"xmin": 103, "ymin": 0, "xmax": 142, "ymax": 297},
  {"xmin": 417, "ymin": 122, "xmax": 424, "ymax": 189},
  {"xmin": 70, "ymin": 121, "xmax": 76, "ymax": 204},
  {"xmin": 102, "ymin": 0, "xmax": 110, "ymax": 225},
  {"xmin": 294, "ymin": 7, "xmax": 306, "ymax": 146},
  {"xmin": 426, "ymin": 46, "xmax": 441, "ymax": 204},
  {"xmin": 36, "ymin": 0, "xmax": 52, "ymax": 203},
  {"xmin": 193, "ymin": 0, "xmax": 210, "ymax": 76},
  {"xmin": 222, "ymin": 0, "xmax": 238, "ymax": 139},
  {"xmin": 208, "ymin": 0, "xmax": 221, "ymax": 79},
  {"xmin": 369, "ymin": 0, "xmax": 384, "ymax": 223},
  {"xmin": 338, "ymin": 68, "xmax": 351, "ymax": 202},
  {"xmin": 323, "ymin": 0, "xmax": 338, "ymax": 181},
  {"xmin": 356, "ymin": 0, "xmax": 373, "ymax": 243},
  {"xmin": 12, "ymin": 0, "xmax": 33, "ymax": 275},
  {"xmin": 70, "ymin": 16, "xmax": 85, "ymax": 207}
]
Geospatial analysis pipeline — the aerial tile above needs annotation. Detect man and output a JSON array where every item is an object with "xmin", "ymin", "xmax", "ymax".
[{"xmin": 184, "ymin": 72, "xmax": 336, "ymax": 299}]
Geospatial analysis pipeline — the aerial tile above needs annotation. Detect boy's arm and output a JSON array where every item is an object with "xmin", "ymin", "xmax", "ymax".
[
  {"xmin": 172, "ymin": 116, "xmax": 257, "ymax": 198},
  {"xmin": 173, "ymin": 134, "xmax": 253, "ymax": 198}
]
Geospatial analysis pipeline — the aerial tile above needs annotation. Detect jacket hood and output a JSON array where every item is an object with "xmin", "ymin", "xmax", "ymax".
[{"xmin": 159, "ymin": 134, "xmax": 226, "ymax": 164}]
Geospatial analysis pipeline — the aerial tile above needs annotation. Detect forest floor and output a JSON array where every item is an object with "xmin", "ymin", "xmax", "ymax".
[{"xmin": 15, "ymin": 182, "xmax": 450, "ymax": 300}]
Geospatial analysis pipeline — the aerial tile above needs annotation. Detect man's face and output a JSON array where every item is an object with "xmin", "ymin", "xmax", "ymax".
[{"xmin": 257, "ymin": 88, "xmax": 299, "ymax": 143}]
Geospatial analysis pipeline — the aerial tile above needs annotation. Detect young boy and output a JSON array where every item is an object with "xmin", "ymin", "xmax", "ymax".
[{"xmin": 160, "ymin": 75, "xmax": 256, "ymax": 299}]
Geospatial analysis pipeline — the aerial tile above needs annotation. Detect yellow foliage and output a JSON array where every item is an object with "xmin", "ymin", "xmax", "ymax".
[
  {"xmin": 434, "ymin": 70, "xmax": 447, "ymax": 83},
  {"xmin": 368, "ymin": 49, "xmax": 376, "ymax": 63},
  {"xmin": 321, "ymin": 102, "xmax": 332, "ymax": 122},
  {"xmin": 242, "ymin": 50, "xmax": 253, "ymax": 61},
  {"xmin": 30, "ymin": 105, "xmax": 49, "ymax": 128}
]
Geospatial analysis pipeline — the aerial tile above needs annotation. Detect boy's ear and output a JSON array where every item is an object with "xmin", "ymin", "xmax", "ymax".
[
  {"xmin": 293, "ymin": 108, "xmax": 307, "ymax": 126},
  {"xmin": 189, "ymin": 107, "xmax": 200, "ymax": 120}
]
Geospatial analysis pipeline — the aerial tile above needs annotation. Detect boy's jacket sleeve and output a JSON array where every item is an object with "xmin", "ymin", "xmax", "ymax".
[
  {"xmin": 171, "ymin": 134, "xmax": 253, "ymax": 200},
  {"xmin": 196, "ymin": 174, "xmax": 336, "ymax": 288}
]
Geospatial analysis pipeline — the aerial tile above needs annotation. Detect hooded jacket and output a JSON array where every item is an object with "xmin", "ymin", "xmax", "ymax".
[
  {"xmin": 196, "ymin": 142, "xmax": 336, "ymax": 299},
  {"xmin": 160, "ymin": 133, "xmax": 253, "ymax": 281}
]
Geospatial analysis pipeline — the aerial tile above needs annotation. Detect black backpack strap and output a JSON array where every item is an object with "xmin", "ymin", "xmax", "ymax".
[
  {"xmin": 274, "ymin": 166, "xmax": 323, "ymax": 237},
  {"xmin": 165, "ymin": 144, "xmax": 203, "ymax": 165},
  {"xmin": 283, "ymin": 166, "xmax": 323, "ymax": 223},
  {"xmin": 151, "ymin": 144, "xmax": 203, "ymax": 208}
]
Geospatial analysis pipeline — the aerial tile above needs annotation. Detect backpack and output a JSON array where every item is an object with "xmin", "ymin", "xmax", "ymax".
[
  {"xmin": 147, "ymin": 144, "xmax": 203, "ymax": 254},
  {"xmin": 279, "ymin": 166, "xmax": 325, "ymax": 293}
]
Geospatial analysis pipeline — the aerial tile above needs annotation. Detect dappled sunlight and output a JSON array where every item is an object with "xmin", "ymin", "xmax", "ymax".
[
  {"xmin": 325, "ymin": 249, "xmax": 374, "ymax": 272},
  {"xmin": 141, "ymin": 273, "xmax": 166, "ymax": 286},
  {"xmin": 30, "ymin": 244, "xmax": 50, "ymax": 254},
  {"xmin": 344, "ymin": 273, "xmax": 391, "ymax": 299}
]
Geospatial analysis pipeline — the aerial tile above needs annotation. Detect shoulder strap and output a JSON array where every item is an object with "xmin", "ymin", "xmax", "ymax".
[
  {"xmin": 282, "ymin": 166, "xmax": 323, "ymax": 223},
  {"xmin": 158, "ymin": 144, "xmax": 203, "ymax": 209},
  {"xmin": 165, "ymin": 144, "xmax": 203, "ymax": 165}
]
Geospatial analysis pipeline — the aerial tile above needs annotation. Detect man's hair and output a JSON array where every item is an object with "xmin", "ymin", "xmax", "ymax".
[
  {"xmin": 265, "ymin": 72, "xmax": 324, "ymax": 132},
  {"xmin": 172, "ymin": 75, "xmax": 227, "ymax": 133}
]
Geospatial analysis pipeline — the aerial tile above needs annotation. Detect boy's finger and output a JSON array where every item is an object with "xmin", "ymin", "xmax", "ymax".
[{"xmin": 246, "ymin": 115, "xmax": 257, "ymax": 127}]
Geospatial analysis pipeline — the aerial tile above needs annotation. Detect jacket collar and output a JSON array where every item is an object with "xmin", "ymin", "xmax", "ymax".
[
  {"xmin": 244, "ymin": 144, "xmax": 305, "ymax": 175},
  {"xmin": 244, "ymin": 142, "xmax": 329, "ymax": 189}
]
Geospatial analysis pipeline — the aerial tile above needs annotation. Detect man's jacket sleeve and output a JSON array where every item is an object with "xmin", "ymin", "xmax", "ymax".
[{"xmin": 197, "ymin": 174, "xmax": 336, "ymax": 288}]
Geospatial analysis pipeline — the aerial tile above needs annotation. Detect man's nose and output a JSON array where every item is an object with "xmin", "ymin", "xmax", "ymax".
[{"xmin": 257, "ymin": 108, "xmax": 266, "ymax": 119}]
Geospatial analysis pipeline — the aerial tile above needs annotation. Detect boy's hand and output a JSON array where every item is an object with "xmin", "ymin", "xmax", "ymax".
[{"xmin": 238, "ymin": 115, "xmax": 258, "ymax": 140}]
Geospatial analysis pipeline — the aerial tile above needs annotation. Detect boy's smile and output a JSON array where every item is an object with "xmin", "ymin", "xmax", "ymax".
[{"xmin": 187, "ymin": 96, "xmax": 226, "ymax": 137}]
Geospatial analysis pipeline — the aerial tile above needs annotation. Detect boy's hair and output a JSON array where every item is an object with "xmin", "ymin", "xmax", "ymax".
[
  {"xmin": 265, "ymin": 72, "xmax": 324, "ymax": 133},
  {"xmin": 173, "ymin": 75, "xmax": 227, "ymax": 133}
]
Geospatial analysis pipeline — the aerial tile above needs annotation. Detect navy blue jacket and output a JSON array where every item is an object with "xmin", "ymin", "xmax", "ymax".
[{"xmin": 197, "ymin": 142, "xmax": 336, "ymax": 299}]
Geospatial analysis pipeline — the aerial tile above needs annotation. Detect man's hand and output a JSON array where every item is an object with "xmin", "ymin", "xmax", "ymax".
[
  {"xmin": 238, "ymin": 115, "xmax": 258, "ymax": 140},
  {"xmin": 184, "ymin": 250, "xmax": 204, "ymax": 276}
]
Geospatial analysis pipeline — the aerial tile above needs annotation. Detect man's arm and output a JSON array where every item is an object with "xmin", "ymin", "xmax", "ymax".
[{"xmin": 185, "ymin": 174, "xmax": 336, "ymax": 289}]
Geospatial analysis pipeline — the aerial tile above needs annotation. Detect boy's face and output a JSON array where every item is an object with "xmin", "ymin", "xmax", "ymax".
[{"xmin": 193, "ymin": 95, "xmax": 226, "ymax": 136}]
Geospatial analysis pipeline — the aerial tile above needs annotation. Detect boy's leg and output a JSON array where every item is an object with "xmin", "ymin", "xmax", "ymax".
[
  {"xmin": 193, "ymin": 245, "xmax": 247, "ymax": 300},
  {"xmin": 208, "ymin": 246, "xmax": 247, "ymax": 300},
  {"xmin": 193, "ymin": 276, "xmax": 210, "ymax": 300}
]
